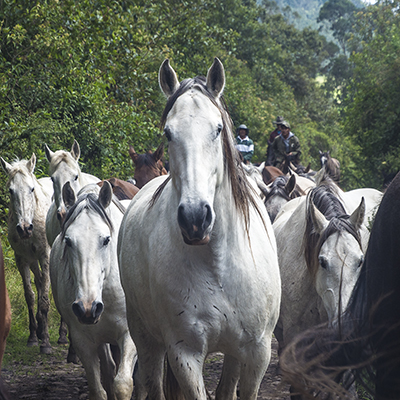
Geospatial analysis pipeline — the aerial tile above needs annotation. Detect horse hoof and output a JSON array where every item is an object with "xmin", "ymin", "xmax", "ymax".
[
  {"xmin": 40, "ymin": 344, "xmax": 52, "ymax": 355},
  {"xmin": 57, "ymin": 336, "xmax": 69, "ymax": 345},
  {"xmin": 27, "ymin": 339, "xmax": 38, "ymax": 347},
  {"xmin": 67, "ymin": 353, "xmax": 79, "ymax": 364}
]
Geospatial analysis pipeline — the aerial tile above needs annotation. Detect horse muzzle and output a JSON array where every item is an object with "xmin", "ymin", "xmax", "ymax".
[
  {"xmin": 72, "ymin": 300, "xmax": 104, "ymax": 325},
  {"xmin": 177, "ymin": 201, "xmax": 213, "ymax": 246},
  {"xmin": 16, "ymin": 223, "xmax": 33, "ymax": 239}
]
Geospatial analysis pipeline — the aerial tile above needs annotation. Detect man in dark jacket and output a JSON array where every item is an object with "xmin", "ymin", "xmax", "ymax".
[{"xmin": 271, "ymin": 120, "xmax": 301, "ymax": 171}]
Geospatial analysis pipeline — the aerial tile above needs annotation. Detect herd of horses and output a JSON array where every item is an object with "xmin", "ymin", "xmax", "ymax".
[{"xmin": 0, "ymin": 58, "xmax": 398, "ymax": 400}]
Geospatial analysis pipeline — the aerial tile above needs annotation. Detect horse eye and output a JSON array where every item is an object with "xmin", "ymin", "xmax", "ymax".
[
  {"xmin": 217, "ymin": 125, "xmax": 222, "ymax": 135},
  {"xmin": 74, "ymin": 175, "xmax": 78, "ymax": 181},
  {"xmin": 103, "ymin": 236, "xmax": 111, "ymax": 246},
  {"xmin": 357, "ymin": 256, "xmax": 364, "ymax": 269},
  {"xmin": 65, "ymin": 237, "xmax": 72, "ymax": 247},
  {"xmin": 164, "ymin": 128, "xmax": 172, "ymax": 142},
  {"xmin": 8, "ymin": 188, "xmax": 13, "ymax": 195},
  {"xmin": 31, "ymin": 187, "xmax": 35, "ymax": 193},
  {"xmin": 319, "ymin": 257, "xmax": 328, "ymax": 270},
  {"xmin": 50, "ymin": 176, "xmax": 54, "ymax": 182}
]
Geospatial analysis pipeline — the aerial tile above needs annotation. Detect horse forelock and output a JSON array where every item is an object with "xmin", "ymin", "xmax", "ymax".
[
  {"xmin": 61, "ymin": 193, "xmax": 114, "ymax": 243},
  {"xmin": 48, "ymin": 151, "xmax": 80, "ymax": 175},
  {"xmin": 303, "ymin": 186, "xmax": 362, "ymax": 279},
  {"xmin": 154, "ymin": 75, "xmax": 259, "ymax": 228}
]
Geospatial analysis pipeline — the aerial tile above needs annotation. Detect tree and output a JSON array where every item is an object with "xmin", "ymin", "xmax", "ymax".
[{"xmin": 318, "ymin": 0, "xmax": 358, "ymax": 54}]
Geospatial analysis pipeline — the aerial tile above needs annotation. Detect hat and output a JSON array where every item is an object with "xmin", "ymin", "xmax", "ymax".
[
  {"xmin": 273, "ymin": 116, "xmax": 284, "ymax": 125},
  {"xmin": 280, "ymin": 120, "xmax": 290, "ymax": 129},
  {"xmin": 238, "ymin": 124, "xmax": 248, "ymax": 131}
]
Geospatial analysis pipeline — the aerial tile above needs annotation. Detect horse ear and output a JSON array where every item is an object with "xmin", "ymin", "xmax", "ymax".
[
  {"xmin": 319, "ymin": 150, "xmax": 323, "ymax": 156},
  {"xmin": 26, "ymin": 154, "xmax": 36, "ymax": 174},
  {"xmin": 257, "ymin": 162, "xmax": 265, "ymax": 174},
  {"xmin": 159, "ymin": 59, "xmax": 180, "ymax": 98},
  {"xmin": 99, "ymin": 180, "xmax": 113, "ymax": 210},
  {"xmin": 62, "ymin": 181, "xmax": 76, "ymax": 209},
  {"xmin": 349, "ymin": 197, "xmax": 365, "ymax": 230},
  {"xmin": 285, "ymin": 174, "xmax": 296, "ymax": 196},
  {"xmin": 45, "ymin": 144, "xmax": 54, "ymax": 162},
  {"xmin": 304, "ymin": 163, "xmax": 311, "ymax": 173},
  {"xmin": 0, "ymin": 157, "xmax": 12, "ymax": 175},
  {"xmin": 71, "ymin": 140, "xmax": 80, "ymax": 161},
  {"xmin": 206, "ymin": 57, "xmax": 225, "ymax": 98},
  {"xmin": 128, "ymin": 145, "xmax": 138, "ymax": 163},
  {"xmin": 153, "ymin": 142, "xmax": 164, "ymax": 162},
  {"xmin": 309, "ymin": 199, "xmax": 328, "ymax": 234}
]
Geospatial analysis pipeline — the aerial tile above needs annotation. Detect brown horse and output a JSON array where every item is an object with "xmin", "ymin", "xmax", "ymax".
[
  {"xmin": 98, "ymin": 177, "xmax": 139, "ymax": 200},
  {"xmin": 0, "ymin": 242, "xmax": 11, "ymax": 399},
  {"xmin": 129, "ymin": 143, "xmax": 168, "ymax": 189},
  {"xmin": 262, "ymin": 165, "xmax": 284, "ymax": 185}
]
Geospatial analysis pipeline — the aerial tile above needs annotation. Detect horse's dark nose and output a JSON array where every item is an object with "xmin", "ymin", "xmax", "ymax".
[
  {"xmin": 57, "ymin": 207, "xmax": 66, "ymax": 224},
  {"xmin": 177, "ymin": 202, "xmax": 213, "ymax": 245},
  {"xmin": 16, "ymin": 223, "xmax": 33, "ymax": 239},
  {"xmin": 72, "ymin": 300, "xmax": 104, "ymax": 324}
]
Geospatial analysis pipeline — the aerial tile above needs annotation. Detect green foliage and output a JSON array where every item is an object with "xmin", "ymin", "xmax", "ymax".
[{"xmin": 343, "ymin": 0, "xmax": 400, "ymax": 187}]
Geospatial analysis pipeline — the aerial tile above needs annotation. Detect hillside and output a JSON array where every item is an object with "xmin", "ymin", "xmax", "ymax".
[{"xmin": 264, "ymin": 0, "xmax": 365, "ymax": 32}]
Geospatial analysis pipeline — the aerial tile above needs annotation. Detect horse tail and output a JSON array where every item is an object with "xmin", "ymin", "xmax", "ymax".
[
  {"xmin": 165, "ymin": 357, "xmax": 185, "ymax": 400},
  {"xmin": 280, "ymin": 262, "xmax": 375, "ymax": 398}
]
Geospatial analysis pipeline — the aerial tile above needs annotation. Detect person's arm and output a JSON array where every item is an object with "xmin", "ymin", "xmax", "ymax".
[{"xmin": 288, "ymin": 137, "xmax": 301, "ymax": 158}]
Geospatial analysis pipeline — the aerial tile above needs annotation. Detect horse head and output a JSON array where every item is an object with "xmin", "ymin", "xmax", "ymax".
[
  {"xmin": 61, "ymin": 181, "xmax": 115, "ymax": 325},
  {"xmin": 129, "ymin": 142, "xmax": 167, "ymax": 189},
  {"xmin": 305, "ymin": 191, "xmax": 365, "ymax": 322},
  {"xmin": 46, "ymin": 140, "xmax": 82, "ymax": 224},
  {"xmin": 1, "ymin": 154, "xmax": 39, "ymax": 239}
]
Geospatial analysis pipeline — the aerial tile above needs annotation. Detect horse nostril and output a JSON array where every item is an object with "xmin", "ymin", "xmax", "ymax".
[
  {"xmin": 27, "ymin": 224, "xmax": 33, "ymax": 232},
  {"xmin": 16, "ymin": 225, "xmax": 24, "ymax": 235},
  {"xmin": 92, "ymin": 301, "xmax": 104, "ymax": 319},
  {"xmin": 72, "ymin": 301, "xmax": 85, "ymax": 319},
  {"xmin": 204, "ymin": 204, "xmax": 212, "ymax": 228}
]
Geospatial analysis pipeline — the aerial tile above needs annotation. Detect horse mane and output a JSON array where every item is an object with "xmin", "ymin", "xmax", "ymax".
[
  {"xmin": 303, "ymin": 183, "xmax": 362, "ymax": 280},
  {"xmin": 151, "ymin": 76, "xmax": 260, "ymax": 228},
  {"xmin": 48, "ymin": 151, "xmax": 80, "ymax": 175},
  {"xmin": 60, "ymin": 192, "xmax": 117, "ymax": 242}
]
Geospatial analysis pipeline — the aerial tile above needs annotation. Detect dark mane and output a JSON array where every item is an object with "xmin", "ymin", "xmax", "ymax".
[
  {"xmin": 264, "ymin": 175, "xmax": 304, "ymax": 202},
  {"xmin": 303, "ymin": 184, "xmax": 362, "ymax": 279},
  {"xmin": 152, "ymin": 75, "xmax": 260, "ymax": 228}
]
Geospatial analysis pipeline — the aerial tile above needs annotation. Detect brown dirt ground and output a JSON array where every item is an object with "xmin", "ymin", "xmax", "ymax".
[{"xmin": 1, "ymin": 338, "xmax": 290, "ymax": 399}]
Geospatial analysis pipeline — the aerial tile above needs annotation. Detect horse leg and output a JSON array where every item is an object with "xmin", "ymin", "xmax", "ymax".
[
  {"xmin": 215, "ymin": 354, "xmax": 240, "ymax": 400},
  {"xmin": 30, "ymin": 259, "xmax": 51, "ymax": 354},
  {"xmin": 15, "ymin": 255, "xmax": 38, "ymax": 347},
  {"xmin": 238, "ymin": 335, "xmax": 272, "ymax": 400},
  {"xmin": 113, "ymin": 333, "xmax": 136, "ymax": 400},
  {"xmin": 58, "ymin": 317, "xmax": 68, "ymax": 344},
  {"xmin": 98, "ymin": 343, "xmax": 117, "ymax": 399},
  {"xmin": 166, "ymin": 342, "xmax": 207, "ymax": 400},
  {"xmin": 72, "ymin": 333, "xmax": 107, "ymax": 400},
  {"xmin": 126, "ymin": 310, "xmax": 165, "ymax": 400}
]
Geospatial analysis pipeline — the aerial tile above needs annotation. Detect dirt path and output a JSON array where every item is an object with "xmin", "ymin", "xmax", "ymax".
[{"xmin": 2, "ymin": 338, "xmax": 290, "ymax": 399}]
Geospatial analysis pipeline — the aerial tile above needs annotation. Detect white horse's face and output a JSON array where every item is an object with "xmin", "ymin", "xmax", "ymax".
[
  {"xmin": 165, "ymin": 90, "xmax": 225, "ymax": 245},
  {"xmin": 265, "ymin": 195, "xmax": 288, "ymax": 223},
  {"xmin": 315, "ymin": 231, "xmax": 363, "ymax": 322},
  {"xmin": 2, "ymin": 156, "xmax": 37, "ymax": 239},
  {"xmin": 64, "ymin": 209, "xmax": 112, "ymax": 324}
]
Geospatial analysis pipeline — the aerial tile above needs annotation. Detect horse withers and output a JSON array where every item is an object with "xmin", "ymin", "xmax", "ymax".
[
  {"xmin": 50, "ymin": 182, "xmax": 136, "ymax": 400},
  {"xmin": 1, "ymin": 154, "xmax": 53, "ymax": 354},
  {"xmin": 118, "ymin": 58, "xmax": 281, "ymax": 399}
]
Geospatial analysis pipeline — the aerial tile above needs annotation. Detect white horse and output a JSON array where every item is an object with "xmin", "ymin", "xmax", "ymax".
[
  {"xmin": 1, "ymin": 154, "xmax": 53, "ymax": 353},
  {"xmin": 118, "ymin": 58, "xmax": 281, "ymax": 400},
  {"xmin": 273, "ymin": 179, "xmax": 367, "ymax": 398},
  {"xmin": 50, "ymin": 182, "xmax": 136, "ymax": 400},
  {"xmin": 45, "ymin": 140, "xmax": 100, "ymax": 246}
]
